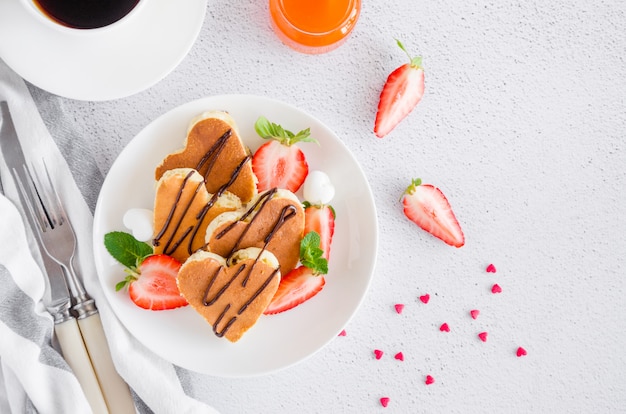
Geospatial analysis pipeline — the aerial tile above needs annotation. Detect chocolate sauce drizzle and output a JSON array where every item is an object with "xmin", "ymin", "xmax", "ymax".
[
  {"xmin": 195, "ymin": 129, "xmax": 232, "ymax": 182},
  {"xmin": 185, "ymin": 155, "xmax": 251, "ymax": 255},
  {"xmin": 241, "ymin": 203, "xmax": 296, "ymax": 286},
  {"xmin": 152, "ymin": 129, "xmax": 252, "ymax": 257},
  {"xmin": 213, "ymin": 304, "xmax": 236, "ymax": 338},
  {"xmin": 153, "ymin": 170, "xmax": 202, "ymax": 252},
  {"xmin": 203, "ymin": 264, "xmax": 247, "ymax": 307},
  {"xmin": 201, "ymin": 188, "xmax": 300, "ymax": 338},
  {"xmin": 215, "ymin": 188, "xmax": 297, "ymax": 286},
  {"xmin": 217, "ymin": 189, "xmax": 297, "ymax": 253},
  {"xmin": 154, "ymin": 136, "xmax": 301, "ymax": 338},
  {"xmin": 203, "ymin": 260, "xmax": 280, "ymax": 338}
]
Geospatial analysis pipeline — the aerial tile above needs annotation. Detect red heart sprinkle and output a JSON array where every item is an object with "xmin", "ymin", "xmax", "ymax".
[
  {"xmin": 419, "ymin": 294, "xmax": 430, "ymax": 304},
  {"xmin": 478, "ymin": 332, "xmax": 488, "ymax": 342},
  {"xmin": 439, "ymin": 322, "xmax": 450, "ymax": 332},
  {"xmin": 374, "ymin": 349, "xmax": 384, "ymax": 360},
  {"xmin": 491, "ymin": 284, "xmax": 502, "ymax": 294},
  {"xmin": 338, "ymin": 329, "xmax": 347, "ymax": 337},
  {"xmin": 486, "ymin": 264, "xmax": 497, "ymax": 273},
  {"xmin": 516, "ymin": 347, "xmax": 527, "ymax": 357},
  {"xmin": 394, "ymin": 352, "xmax": 404, "ymax": 361},
  {"xmin": 380, "ymin": 397, "xmax": 390, "ymax": 407},
  {"xmin": 394, "ymin": 304, "xmax": 405, "ymax": 314},
  {"xmin": 425, "ymin": 375, "xmax": 435, "ymax": 385},
  {"xmin": 470, "ymin": 309, "xmax": 480, "ymax": 319}
]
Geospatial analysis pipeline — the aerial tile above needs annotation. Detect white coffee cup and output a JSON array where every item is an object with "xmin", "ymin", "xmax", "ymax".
[{"xmin": 20, "ymin": 0, "xmax": 146, "ymax": 34}]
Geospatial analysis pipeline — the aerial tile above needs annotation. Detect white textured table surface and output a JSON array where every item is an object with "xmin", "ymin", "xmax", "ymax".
[{"xmin": 29, "ymin": 0, "xmax": 626, "ymax": 412}]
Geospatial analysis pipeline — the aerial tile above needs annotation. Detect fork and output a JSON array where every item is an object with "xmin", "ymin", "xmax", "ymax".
[
  {"xmin": 16, "ymin": 162, "xmax": 98, "ymax": 319},
  {"xmin": 15, "ymin": 161, "xmax": 136, "ymax": 414}
]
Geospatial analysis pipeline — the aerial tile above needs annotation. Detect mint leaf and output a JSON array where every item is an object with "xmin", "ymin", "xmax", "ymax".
[
  {"xmin": 299, "ymin": 231, "xmax": 328, "ymax": 275},
  {"xmin": 104, "ymin": 231, "xmax": 152, "ymax": 270},
  {"xmin": 254, "ymin": 115, "xmax": 317, "ymax": 146},
  {"xmin": 300, "ymin": 231, "xmax": 322, "ymax": 260}
]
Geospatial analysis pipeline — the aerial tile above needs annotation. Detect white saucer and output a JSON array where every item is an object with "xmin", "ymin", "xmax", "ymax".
[{"xmin": 0, "ymin": 0, "xmax": 207, "ymax": 101}]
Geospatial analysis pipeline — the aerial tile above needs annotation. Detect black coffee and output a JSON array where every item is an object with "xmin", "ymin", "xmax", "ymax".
[{"xmin": 33, "ymin": 0, "xmax": 141, "ymax": 29}]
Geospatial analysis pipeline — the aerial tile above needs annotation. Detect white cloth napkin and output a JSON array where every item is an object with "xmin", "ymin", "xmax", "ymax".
[{"xmin": 0, "ymin": 58, "xmax": 219, "ymax": 414}]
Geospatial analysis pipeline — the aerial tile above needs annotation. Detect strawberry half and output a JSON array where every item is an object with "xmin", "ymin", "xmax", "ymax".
[
  {"xmin": 252, "ymin": 116, "xmax": 316, "ymax": 193},
  {"xmin": 117, "ymin": 254, "xmax": 188, "ymax": 310},
  {"xmin": 374, "ymin": 39, "xmax": 425, "ymax": 138},
  {"xmin": 304, "ymin": 203, "xmax": 336, "ymax": 260},
  {"xmin": 264, "ymin": 266, "xmax": 325, "ymax": 315},
  {"xmin": 401, "ymin": 178, "xmax": 464, "ymax": 247}
]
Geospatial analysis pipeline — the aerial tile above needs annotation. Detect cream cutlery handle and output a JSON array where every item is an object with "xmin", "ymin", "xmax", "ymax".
[
  {"xmin": 78, "ymin": 313, "xmax": 136, "ymax": 414},
  {"xmin": 55, "ymin": 318, "xmax": 109, "ymax": 414}
]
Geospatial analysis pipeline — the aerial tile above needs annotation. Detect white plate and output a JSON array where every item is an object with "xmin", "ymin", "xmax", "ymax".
[
  {"xmin": 0, "ymin": 0, "xmax": 206, "ymax": 101},
  {"xmin": 92, "ymin": 95, "xmax": 378, "ymax": 377}
]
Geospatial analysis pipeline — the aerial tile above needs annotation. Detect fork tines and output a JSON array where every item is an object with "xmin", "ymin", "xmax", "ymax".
[{"xmin": 15, "ymin": 160, "xmax": 65, "ymax": 234}]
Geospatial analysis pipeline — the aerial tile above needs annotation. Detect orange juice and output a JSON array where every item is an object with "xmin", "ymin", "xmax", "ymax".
[{"xmin": 269, "ymin": 0, "xmax": 361, "ymax": 54}]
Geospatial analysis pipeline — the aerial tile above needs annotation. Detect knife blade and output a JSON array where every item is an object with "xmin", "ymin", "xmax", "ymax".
[
  {"xmin": 0, "ymin": 101, "xmax": 109, "ymax": 414},
  {"xmin": 0, "ymin": 102, "xmax": 74, "ymax": 315}
]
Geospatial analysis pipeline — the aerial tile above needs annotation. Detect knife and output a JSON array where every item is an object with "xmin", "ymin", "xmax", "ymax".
[{"xmin": 1, "ymin": 101, "xmax": 111, "ymax": 414}]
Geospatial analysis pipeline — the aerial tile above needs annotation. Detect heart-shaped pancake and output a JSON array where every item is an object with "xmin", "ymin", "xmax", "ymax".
[
  {"xmin": 153, "ymin": 168, "xmax": 241, "ymax": 264},
  {"xmin": 205, "ymin": 188, "xmax": 305, "ymax": 276},
  {"xmin": 155, "ymin": 111, "xmax": 257, "ymax": 204},
  {"xmin": 177, "ymin": 248, "xmax": 281, "ymax": 342}
]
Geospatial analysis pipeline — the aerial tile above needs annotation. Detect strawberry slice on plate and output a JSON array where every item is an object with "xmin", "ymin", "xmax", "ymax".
[
  {"xmin": 401, "ymin": 178, "xmax": 464, "ymax": 247},
  {"xmin": 264, "ymin": 224, "xmax": 331, "ymax": 314},
  {"xmin": 304, "ymin": 202, "xmax": 336, "ymax": 260},
  {"xmin": 252, "ymin": 116, "xmax": 317, "ymax": 193},
  {"xmin": 123, "ymin": 254, "xmax": 188, "ymax": 310},
  {"xmin": 264, "ymin": 266, "xmax": 326, "ymax": 315},
  {"xmin": 105, "ymin": 231, "xmax": 188, "ymax": 310},
  {"xmin": 374, "ymin": 39, "xmax": 425, "ymax": 138}
]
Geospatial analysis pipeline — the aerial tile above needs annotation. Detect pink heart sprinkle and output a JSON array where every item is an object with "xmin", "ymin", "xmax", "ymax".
[
  {"xmin": 374, "ymin": 349, "xmax": 384, "ymax": 360},
  {"xmin": 419, "ymin": 294, "xmax": 430, "ymax": 304},
  {"xmin": 516, "ymin": 347, "xmax": 527, "ymax": 357},
  {"xmin": 486, "ymin": 264, "xmax": 497, "ymax": 273},
  {"xmin": 439, "ymin": 322, "xmax": 450, "ymax": 332},
  {"xmin": 425, "ymin": 375, "xmax": 435, "ymax": 385},
  {"xmin": 394, "ymin": 304, "xmax": 405, "ymax": 314},
  {"xmin": 478, "ymin": 332, "xmax": 488, "ymax": 342},
  {"xmin": 394, "ymin": 352, "xmax": 404, "ymax": 361},
  {"xmin": 338, "ymin": 329, "xmax": 347, "ymax": 337},
  {"xmin": 470, "ymin": 309, "xmax": 480, "ymax": 319},
  {"xmin": 380, "ymin": 397, "xmax": 390, "ymax": 407},
  {"xmin": 491, "ymin": 284, "xmax": 502, "ymax": 294}
]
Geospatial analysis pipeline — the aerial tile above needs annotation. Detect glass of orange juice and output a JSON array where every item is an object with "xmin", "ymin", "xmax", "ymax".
[{"xmin": 269, "ymin": 0, "xmax": 361, "ymax": 54}]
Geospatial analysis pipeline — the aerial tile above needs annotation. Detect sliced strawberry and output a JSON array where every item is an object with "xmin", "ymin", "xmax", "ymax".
[
  {"xmin": 252, "ymin": 116, "xmax": 316, "ymax": 193},
  {"xmin": 264, "ymin": 266, "xmax": 325, "ymax": 315},
  {"xmin": 252, "ymin": 140, "xmax": 308, "ymax": 192},
  {"xmin": 118, "ymin": 254, "xmax": 188, "ymax": 310},
  {"xmin": 374, "ymin": 39, "xmax": 425, "ymax": 138},
  {"xmin": 304, "ymin": 203, "xmax": 336, "ymax": 260},
  {"xmin": 401, "ymin": 178, "xmax": 464, "ymax": 247}
]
